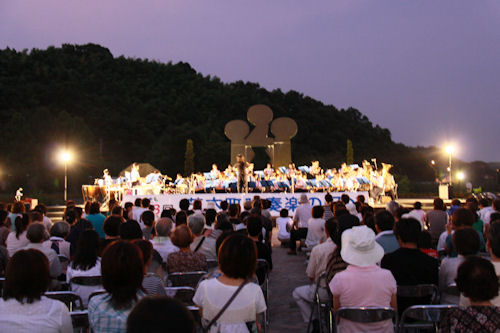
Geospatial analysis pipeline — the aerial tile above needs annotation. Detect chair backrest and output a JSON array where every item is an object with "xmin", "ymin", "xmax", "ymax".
[
  {"xmin": 206, "ymin": 259, "xmax": 218, "ymax": 270},
  {"xmin": 88, "ymin": 289, "xmax": 107, "ymax": 304},
  {"xmin": 336, "ymin": 307, "xmax": 397, "ymax": 325},
  {"xmin": 45, "ymin": 291, "xmax": 84, "ymax": 311},
  {"xmin": 167, "ymin": 271, "xmax": 207, "ymax": 288},
  {"xmin": 70, "ymin": 310, "xmax": 89, "ymax": 331},
  {"xmin": 446, "ymin": 283, "xmax": 460, "ymax": 297},
  {"xmin": 397, "ymin": 284, "xmax": 439, "ymax": 304},
  {"xmin": 70, "ymin": 276, "xmax": 102, "ymax": 286},
  {"xmin": 165, "ymin": 286, "xmax": 195, "ymax": 305},
  {"xmin": 399, "ymin": 305, "xmax": 458, "ymax": 332}
]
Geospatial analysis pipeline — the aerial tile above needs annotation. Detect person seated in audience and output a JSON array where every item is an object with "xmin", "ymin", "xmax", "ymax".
[
  {"xmin": 86, "ymin": 202, "xmax": 106, "ymax": 239},
  {"xmin": 465, "ymin": 197, "xmax": 484, "ymax": 235},
  {"xmin": 323, "ymin": 193, "xmax": 334, "ymax": 221},
  {"xmin": 6, "ymin": 213, "xmax": 31, "ymax": 256},
  {"xmin": 88, "ymin": 241, "xmax": 146, "ymax": 332},
  {"xmin": 247, "ymin": 215, "xmax": 272, "ymax": 284},
  {"xmin": 0, "ymin": 249, "xmax": 73, "ymax": 332},
  {"xmin": 66, "ymin": 229, "xmax": 102, "ymax": 307},
  {"xmin": 189, "ymin": 214, "xmax": 217, "ymax": 260},
  {"xmin": 374, "ymin": 210, "xmax": 399, "ymax": 254},
  {"xmin": 417, "ymin": 230, "xmax": 438, "ymax": 258},
  {"xmin": 133, "ymin": 239, "xmax": 165, "ymax": 296},
  {"xmin": 34, "ymin": 204, "xmax": 53, "ymax": 232},
  {"xmin": 43, "ymin": 221, "xmax": 71, "ymax": 273},
  {"xmin": 150, "ymin": 217, "xmax": 178, "ymax": 263},
  {"xmin": 276, "ymin": 208, "xmax": 292, "ymax": 245},
  {"xmin": 329, "ymin": 225, "xmax": 397, "ymax": 333},
  {"xmin": 293, "ymin": 218, "xmax": 338, "ymax": 332},
  {"xmin": 0, "ymin": 210, "xmax": 10, "ymax": 247},
  {"xmin": 408, "ymin": 201, "xmax": 425, "ymax": 229},
  {"xmin": 24, "ymin": 223, "xmax": 62, "ymax": 280},
  {"xmin": 30, "ymin": 211, "xmax": 48, "ymax": 235},
  {"xmin": 448, "ymin": 198, "xmax": 462, "ymax": 217},
  {"xmin": 193, "ymin": 234, "xmax": 267, "ymax": 333},
  {"xmin": 381, "ymin": 218, "xmax": 439, "ymax": 314},
  {"xmin": 111, "ymin": 205, "xmax": 124, "ymax": 218},
  {"xmin": 65, "ymin": 206, "xmax": 94, "ymax": 256},
  {"xmin": 140, "ymin": 210, "xmax": 155, "ymax": 241},
  {"xmin": 305, "ymin": 206, "xmax": 325, "ymax": 248},
  {"xmin": 460, "ymin": 222, "xmax": 500, "ymax": 307},
  {"xmin": 127, "ymin": 296, "xmax": 195, "ymax": 333},
  {"xmin": 425, "ymin": 197, "xmax": 448, "ymax": 246},
  {"xmin": 101, "ymin": 215, "xmax": 121, "ymax": 251},
  {"xmin": 440, "ymin": 256, "xmax": 500, "ymax": 332},
  {"xmin": 439, "ymin": 228, "xmax": 480, "ymax": 304},
  {"xmin": 119, "ymin": 220, "xmax": 143, "ymax": 240},
  {"xmin": 166, "ymin": 225, "xmax": 207, "ymax": 273},
  {"xmin": 7, "ymin": 201, "xmax": 25, "ymax": 229},
  {"xmin": 175, "ymin": 210, "xmax": 188, "ymax": 226},
  {"xmin": 445, "ymin": 208, "xmax": 485, "ymax": 257}
]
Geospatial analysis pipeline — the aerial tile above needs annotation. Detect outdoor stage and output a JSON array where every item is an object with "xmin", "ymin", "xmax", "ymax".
[{"xmin": 122, "ymin": 191, "xmax": 369, "ymax": 217}]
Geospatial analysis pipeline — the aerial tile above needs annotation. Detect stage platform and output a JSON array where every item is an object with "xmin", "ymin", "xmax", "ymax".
[{"xmin": 122, "ymin": 191, "xmax": 369, "ymax": 217}]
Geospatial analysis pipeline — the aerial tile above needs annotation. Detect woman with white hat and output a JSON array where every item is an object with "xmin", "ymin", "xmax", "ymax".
[{"xmin": 329, "ymin": 225, "xmax": 397, "ymax": 333}]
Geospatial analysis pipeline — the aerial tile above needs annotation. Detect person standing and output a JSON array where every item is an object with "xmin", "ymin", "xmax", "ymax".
[
  {"xmin": 288, "ymin": 194, "xmax": 312, "ymax": 255},
  {"xmin": 234, "ymin": 154, "xmax": 248, "ymax": 193}
]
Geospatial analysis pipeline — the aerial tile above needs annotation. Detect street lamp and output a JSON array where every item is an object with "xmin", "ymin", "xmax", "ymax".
[
  {"xmin": 59, "ymin": 151, "xmax": 72, "ymax": 202},
  {"xmin": 457, "ymin": 171, "xmax": 465, "ymax": 182},
  {"xmin": 445, "ymin": 145, "xmax": 455, "ymax": 184}
]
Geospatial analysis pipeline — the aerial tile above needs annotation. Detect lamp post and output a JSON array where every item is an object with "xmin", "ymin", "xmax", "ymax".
[
  {"xmin": 445, "ymin": 145, "xmax": 454, "ymax": 184},
  {"xmin": 60, "ymin": 151, "xmax": 71, "ymax": 202}
]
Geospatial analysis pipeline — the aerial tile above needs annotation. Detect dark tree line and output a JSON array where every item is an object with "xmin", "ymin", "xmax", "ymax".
[{"xmin": 0, "ymin": 43, "xmax": 436, "ymax": 194}]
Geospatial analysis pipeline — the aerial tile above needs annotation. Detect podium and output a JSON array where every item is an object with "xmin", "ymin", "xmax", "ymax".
[{"xmin": 439, "ymin": 184, "xmax": 450, "ymax": 200}]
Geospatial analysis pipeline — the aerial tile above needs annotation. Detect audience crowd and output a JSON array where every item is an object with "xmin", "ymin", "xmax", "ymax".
[{"xmin": 0, "ymin": 194, "xmax": 499, "ymax": 332}]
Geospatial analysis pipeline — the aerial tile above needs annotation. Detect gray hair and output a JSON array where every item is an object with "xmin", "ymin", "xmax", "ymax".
[
  {"xmin": 50, "ymin": 221, "xmax": 70, "ymax": 238},
  {"xmin": 27, "ymin": 223, "xmax": 46, "ymax": 243},
  {"xmin": 188, "ymin": 214, "xmax": 206, "ymax": 236},
  {"xmin": 155, "ymin": 218, "xmax": 174, "ymax": 237},
  {"xmin": 386, "ymin": 200, "xmax": 400, "ymax": 217}
]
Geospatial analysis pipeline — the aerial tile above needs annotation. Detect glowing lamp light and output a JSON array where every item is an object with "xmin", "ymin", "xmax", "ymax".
[
  {"xmin": 431, "ymin": 160, "xmax": 435, "ymax": 165},
  {"xmin": 60, "ymin": 151, "xmax": 71, "ymax": 163},
  {"xmin": 457, "ymin": 171, "xmax": 465, "ymax": 181},
  {"xmin": 445, "ymin": 145, "xmax": 455, "ymax": 155}
]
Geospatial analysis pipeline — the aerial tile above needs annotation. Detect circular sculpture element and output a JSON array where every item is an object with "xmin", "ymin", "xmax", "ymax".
[
  {"xmin": 224, "ymin": 120, "xmax": 250, "ymax": 143},
  {"xmin": 271, "ymin": 117, "xmax": 298, "ymax": 140},
  {"xmin": 247, "ymin": 105, "xmax": 273, "ymax": 125}
]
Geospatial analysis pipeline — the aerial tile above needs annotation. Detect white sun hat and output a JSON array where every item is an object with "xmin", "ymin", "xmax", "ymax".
[{"xmin": 340, "ymin": 225, "xmax": 385, "ymax": 267}]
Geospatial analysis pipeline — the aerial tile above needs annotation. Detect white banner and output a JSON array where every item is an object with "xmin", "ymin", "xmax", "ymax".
[{"xmin": 122, "ymin": 192, "xmax": 368, "ymax": 217}]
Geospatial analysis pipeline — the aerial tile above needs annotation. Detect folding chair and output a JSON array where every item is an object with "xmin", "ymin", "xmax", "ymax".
[
  {"xmin": 445, "ymin": 283, "xmax": 460, "ymax": 297},
  {"xmin": 397, "ymin": 284, "xmax": 439, "ymax": 304},
  {"xmin": 398, "ymin": 304, "xmax": 458, "ymax": 332},
  {"xmin": 167, "ymin": 271, "xmax": 207, "ymax": 289},
  {"xmin": 165, "ymin": 286, "xmax": 195, "ymax": 305},
  {"xmin": 206, "ymin": 259, "xmax": 218, "ymax": 270},
  {"xmin": 45, "ymin": 291, "xmax": 84, "ymax": 311},
  {"xmin": 257, "ymin": 259, "xmax": 270, "ymax": 332},
  {"xmin": 335, "ymin": 307, "xmax": 397, "ymax": 332},
  {"xmin": 71, "ymin": 310, "xmax": 89, "ymax": 333},
  {"xmin": 306, "ymin": 272, "xmax": 333, "ymax": 333},
  {"xmin": 70, "ymin": 276, "xmax": 102, "ymax": 286},
  {"xmin": 187, "ymin": 305, "xmax": 203, "ymax": 330}
]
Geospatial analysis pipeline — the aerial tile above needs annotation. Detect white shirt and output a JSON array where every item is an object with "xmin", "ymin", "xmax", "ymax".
[
  {"xmin": 479, "ymin": 206, "xmax": 494, "ymax": 223},
  {"xmin": 6, "ymin": 231, "xmax": 30, "ymax": 257},
  {"xmin": 409, "ymin": 209, "xmax": 426, "ymax": 229},
  {"xmin": 0, "ymin": 296, "xmax": 73, "ymax": 333},
  {"xmin": 66, "ymin": 258, "xmax": 102, "ymax": 307},
  {"xmin": 345, "ymin": 202, "xmax": 357, "ymax": 216},
  {"xmin": 437, "ymin": 230, "xmax": 451, "ymax": 252},
  {"xmin": 190, "ymin": 235, "xmax": 217, "ymax": 260},
  {"xmin": 42, "ymin": 216, "xmax": 53, "ymax": 232},
  {"xmin": 484, "ymin": 208, "xmax": 498, "ymax": 225},
  {"xmin": 276, "ymin": 217, "xmax": 292, "ymax": 240},
  {"xmin": 193, "ymin": 278, "xmax": 267, "ymax": 333},
  {"xmin": 150, "ymin": 237, "xmax": 179, "ymax": 263},
  {"xmin": 305, "ymin": 218, "xmax": 325, "ymax": 248},
  {"xmin": 132, "ymin": 207, "xmax": 147, "ymax": 225},
  {"xmin": 293, "ymin": 203, "xmax": 312, "ymax": 229}
]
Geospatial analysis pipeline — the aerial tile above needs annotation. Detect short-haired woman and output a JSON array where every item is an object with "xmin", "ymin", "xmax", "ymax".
[
  {"xmin": 166, "ymin": 225, "xmax": 207, "ymax": 273},
  {"xmin": 193, "ymin": 234, "xmax": 267, "ymax": 332},
  {"xmin": 0, "ymin": 249, "xmax": 73, "ymax": 332},
  {"xmin": 88, "ymin": 241, "xmax": 145, "ymax": 332},
  {"xmin": 440, "ymin": 256, "xmax": 500, "ymax": 332}
]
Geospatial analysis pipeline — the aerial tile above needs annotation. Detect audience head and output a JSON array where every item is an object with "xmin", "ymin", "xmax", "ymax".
[
  {"xmin": 414, "ymin": 201, "xmax": 422, "ymax": 210},
  {"xmin": 73, "ymin": 229, "xmax": 100, "ymax": 271},
  {"xmin": 246, "ymin": 215, "xmax": 262, "ymax": 238},
  {"xmin": 205, "ymin": 209, "xmax": 217, "ymax": 227},
  {"xmin": 0, "ymin": 210, "xmax": 8, "ymax": 227},
  {"xmin": 133, "ymin": 239, "xmax": 153, "ymax": 271},
  {"xmin": 111, "ymin": 205, "xmax": 123, "ymax": 217},
  {"xmin": 141, "ymin": 198, "xmax": 151, "ymax": 209},
  {"xmin": 30, "ymin": 211, "xmax": 43, "ymax": 223},
  {"xmin": 216, "ymin": 231, "xmax": 234, "ymax": 255},
  {"xmin": 218, "ymin": 234, "xmax": 257, "ymax": 280},
  {"xmin": 188, "ymin": 214, "xmax": 206, "ymax": 236},
  {"xmin": 324, "ymin": 193, "xmax": 333, "ymax": 204},
  {"xmin": 356, "ymin": 195, "xmax": 365, "ymax": 204},
  {"xmin": 89, "ymin": 202, "xmax": 101, "ymax": 215},
  {"xmin": 3, "ymin": 249, "xmax": 50, "ymax": 304},
  {"xmin": 451, "ymin": 199, "xmax": 461, "ymax": 207},
  {"xmin": 102, "ymin": 241, "xmax": 144, "ymax": 309},
  {"xmin": 119, "ymin": 220, "xmax": 143, "ymax": 240},
  {"xmin": 103, "ymin": 216, "xmax": 122, "ymax": 238},
  {"xmin": 493, "ymin": 198, "xmax": 500, "ymax": 212},
  {"xmin": 262, "ymin": 199, "xmax": 271, "ymax": 210},
  {"xmin": 12, "ymin": 201, "xmax": 25, "ymax": 214},
  {"xmin": 335, "ymin": 214, "xmax": 360, "ymax": 249},
  {"xmin": 340, "ymin": 194, "xmax": 349, "ymax": 205},
  {"xmin": 26, "ymin": 223, "xmax": 45, "ymax": 243},
  {"xmin": 433, "ymin": 197, "xmax": 445, "ymax": 211},
  {"xmin": 192, "ymin": 200, "xmax": 202, "ymax": 211},
  {"xmin": 134, "ymin": 198, "xmax": 141, "ymax": 207},
  {"xmin": 394, "ymin": 218, "xmax": 421, "ymax": 245},
  {"xmin": 141, "ymin": 210, "xmax": 155, "ymax": 228},
  {"xmin": 374, "ymin": 210, "xmax": 395, "ymax": 232},
  {"xmin": 84, "ymin": 201, "xmax": 92, "ymax": 214},
  {"xmin": 179, "ymin": 199, "xmax": 190, "ymax": 211},
  {"xmin": 160, "ymin": 209, "xmax": 172, "ymax": 219},
  {"xmin": 64, "ymin": 208, "xmax": 77, "ymax": 225},
  {"xmin": 453, "ymin": 228, "xmax": 480, "ymax": 256},
  {"xmin": 325, "ymin": 217, "xmax": 338, "ymax": 241},
  {"xmin": 280, "ymin": 209, "xmax": 289, "ymax": 218},
  {"xmin": 479, "ymin": 198, "xmax": 490, "ymax": 208},
  {"xmin": 243, "ymin": 200, "xmax": 252, "ymax": 211},
  {"xmin": 50, "ymin": 221, "xmax": 70, "ymax": 239},
  {"xmin": 127, "ymin": 297, "xmax": 195, "ymax": 333},
  {"xmin": 175, "ymin": 211, "xmax": 187, "ymax": 226},
  {"xmin": 220, "ymin": 200, "xmax": 228, "ymax": 211},
  {"xmin": 386, "ymin": 200, "xmax": 400, "ymax": 217},
  {"xmin": 456, "ymin": 256, "xmax": 499, "ymax": 303},
  {"xmin": 155, "ymin": 218, "xmax": 174, "ymax": 237},
  {"xmin": 34, "ymin": 204, "xmax": 47, "ymax": 216},
  {"xmin": 312, "ymin": 205, "xmax": 324, "ymax": 219},
  {"xmin": 340, "ymin": 225, "xmax": 384, "ymax": 267},
  {"xmin": 171, "ymin": 225, "xmax": 194, "ymax": 249},
  {"xmin": 451, "ymin": 208, "xmax": 475, "ymax": 229},
  {"xmin": 15, "ymin": 213, "xmax": 31, "ymax": 239},
  {"xmin": 333, "ymin": 202, "xmax": 348, "ymax": 217},
  {"xmin": 228, "ymin": 204, "xmax": 240, "ymax": 218}
]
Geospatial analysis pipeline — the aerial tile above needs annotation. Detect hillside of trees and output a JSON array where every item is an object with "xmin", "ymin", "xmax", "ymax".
[{"xmin": 0, "ymin": 43, "xmax": 446, "ymax": 195}]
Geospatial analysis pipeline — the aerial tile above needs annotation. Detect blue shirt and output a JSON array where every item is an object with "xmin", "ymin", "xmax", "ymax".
[
  {"xmin": 376, "ymin": 231, "xmax": 400, "ymax": 254},
  {"xmin": 86, "ymin": 214, "xmax": 106, "ymax": 238}
]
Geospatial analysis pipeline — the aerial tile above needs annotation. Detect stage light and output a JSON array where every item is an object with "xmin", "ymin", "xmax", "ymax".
[
  {"xmin": 444, "ymin": 144, "xmax": 455, "ymax": 184},
  {"xmin": 457, "ymin": 171, "xmax": 465, "ymax": 181},
  {"xmin": 431, "ymin": 160, "xmax": 435, "ymax": 165},
  {"xmin": 58, "ymin": 149, "xmax": 73, "ymax": 202}
]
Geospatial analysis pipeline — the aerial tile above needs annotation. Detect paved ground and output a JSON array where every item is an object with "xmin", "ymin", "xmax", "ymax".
[{"xmin": 267, "ymin": 228, "xmax": 310, "ymax": 333}]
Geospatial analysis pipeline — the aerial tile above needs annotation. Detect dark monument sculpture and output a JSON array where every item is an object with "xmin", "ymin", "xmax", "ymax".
[{"xmin": 224, "ymin": 105, "xmax": 298, "ymax": 168}]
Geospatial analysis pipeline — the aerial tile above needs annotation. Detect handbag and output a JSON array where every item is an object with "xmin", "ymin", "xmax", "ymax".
[{"xmin": 203, "ymin": 279, "xmax": 249, "ymax": 332}]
